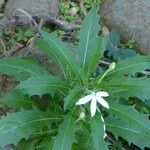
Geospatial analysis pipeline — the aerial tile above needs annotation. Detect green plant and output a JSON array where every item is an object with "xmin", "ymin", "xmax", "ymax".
[
  {"xmin": 60, "ymin": 1, "xmax": 79, "ymax": 22},
  {"xmin": 2, "ymin": 27, "xmax": 33, "ymax": 49},
  {"xmin": 84, "ymin": 0, "xmax": 104, "ymax": 8},
  {"xmin": 107, "ymin": 30, "xmax": 137, "ymax": 60},
  {"xmin": 0, "ymin": 7, "xmax": 150, "ymax": 150}
]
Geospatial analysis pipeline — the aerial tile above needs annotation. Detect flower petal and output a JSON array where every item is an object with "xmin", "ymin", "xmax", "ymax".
[
  {"xmin": 96, "ymin": 91, "xmax": 109, "ymax": 97},
  {"xmin": 90, "ymin": 98, "xmax": 97, "ymax": 117},
  {"xmin": 101, "ymin": 115, "xmax": 104, "ymax": 122},
  {"xmin": 75, "ymin": 94, "xmax": 93, "ymax": 105},
  {"xmin": 97, "ymin": 97, "xmax": 109, "ymax": 109},
  {"xmin": 103, "ymin": 133, "xmax": 107, "ymax": 139}
]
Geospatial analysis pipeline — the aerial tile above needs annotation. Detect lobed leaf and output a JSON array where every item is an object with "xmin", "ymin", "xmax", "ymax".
[
  {"xmin": 99, "ymin": 77, "xmax": 150, "ymax": 99},
  {"xmin": 89, "ymin": 114, "xmax": 108, "ymax": 150},
  {"xmin": 0, "ymin": 57, "xmax": 48, "ymax": 80},
  {"xmin": 0, "ymin": 90, "xmax": 34, "ymax": 109},
  {"xmin": 16, "ymin": 75, "xmax": 69, "ymax": 97},
  {"xmin": 36, "ymin": 31, "xmax": 84, "ymax": 83},
  {"xmin": 0, "ymin": 109, "xmax": 60, "ymax": 147},
  {"xmin": 106, "ymin": 102, "xmax": 150, "ymax": 149},
  {"xmin": 77, "ymin": 6, "xmax": 100, "ymax": 70},
  {"xmin": 52, "ymin": 109, "xmax": 76, "ymax": 150},
  {"xmin": 104, "ymin": 56, "xmax": 150, "ymax": 79}
]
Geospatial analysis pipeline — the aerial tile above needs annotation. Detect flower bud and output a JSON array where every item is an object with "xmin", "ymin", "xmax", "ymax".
[
  {"xmin": 109, "ymin": 62, "xmax": 115, "ymax": 71},
  {"xmin": 79, "ymin": 112, "xmax": 85, "ymax": 119}
]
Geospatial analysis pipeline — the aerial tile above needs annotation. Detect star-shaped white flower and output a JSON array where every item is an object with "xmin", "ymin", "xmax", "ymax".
[{"xmin": 75, "ymin": 91, "xmax": 109, "ymax": 117}]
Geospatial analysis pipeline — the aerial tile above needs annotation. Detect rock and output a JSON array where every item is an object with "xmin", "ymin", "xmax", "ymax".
[
  {"xmin": 0, "ymin": 75, "xmax": 16, "ymax": 96},
  {"xmin": 100, "ymin": 0, "xmax": 150, "ymax": 55},
  {"xmin": 4, "ymin": 0, "xmax": 59, "ymax": 25},
  {"xmin": 1, "ymin": 144, "xmax": 16, "ymax": 150}
]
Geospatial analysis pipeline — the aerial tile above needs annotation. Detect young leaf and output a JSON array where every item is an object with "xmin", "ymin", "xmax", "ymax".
[
  {"xmin": 0, "ymin": 57, "xmax": 48, "ymax": 80},
  {"xmin": 89, "ymin": 114, "xmax": 108, "ymax": 150},
  {"xmin": 78, "ymin": 6, "xmax": 100, "ymax": 70},
  {"xmin": 0, "ymin": 90, "xmax": 34, "ymax": 109},
  {"xmin": 52, "ymin": 109, "xmax": 76, "ymax": 150},
  {"xmin": 0, "ymin": 109, "xmax": 60, "ymax": 147},
  {"xmin": 104, "ymin": 56, "xmax": 150, "ymax": 79},
  {"xmin": 64, "ymin": 85, "xmax": 84, "ymax": 111},
  {"xmin": 16, "ymin": 75, "xmax": 69, "ymax": 96},
  {"xmin": 36, "ymin": 31, "xmax": 83, "ymax": 82},
  {"xmin": 106, "ymin": 102, "xmax": 150, "ymax": 149},
  {"xmin": 99, "ymin": 77, "xmax": 150, "ymax": 99}
]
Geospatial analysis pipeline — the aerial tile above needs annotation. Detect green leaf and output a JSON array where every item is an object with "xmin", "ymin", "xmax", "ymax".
[
  {"xmin": 0, "ymin": 90, "xmax": 34, "ymax": 109},
  {"xmin": 78, "ymin": 6, "xmax": 99, "ymax": 70},
  {"xmin": 106, "ymin": 102, "xmax": 150, "ymax": 149},
  {"xmin": 100, "ymin": 77, "xmax": 150, "ymax": 99},
  {"xmin": 16, "ymin": 75, "xmax": 69, "ymax": 96},
  {"xmin": 107, "ymin": 30, "xmax": 120, "ymax": 59},
  {"xmin": 86, "ymin": 36, "xmax": 108, "ymax": 78},
  {"xmin": 107, "ymin": 30, "xmax": 136, "ymax": 60},
  {"xmin": 118, "ymin": 49, "xmax": 136, "ymax": 60},
  {"xmin": 105, "ymin": 56, "xmax": 150, "ymax": 79},
  {"xmin": 0, "ymin": 57, "xmax": 48, "ymax": 80},
  {"xmin": 73, "ymin": 122, "xmax": 95, "ymax": 150},
  {"xmin": 107, "ymin": 30, "xmax": 120, "ymax": 48},
  {"xmin": 89, "ymin": 114, "xmax": 108, "ymax": 150},
  {"xmin": 52, "ymin": 109, "xmax": 76, "ymax": 150},
  {"xmin": 17, "ymin": 138, "xmax": 39, "ymax": 150},
  {"xmin": 36, "ymin": 136, "xmax": 53, "ymax": 150},
  {"xmin": 64, "ymin": 85, "xmax": 84, "ymax": 111},
  {"xmin": 0, "ymin": 109, "xmax": 60, "ymax": 147},
  {"xmin": 36, "ymin": 31, "xmax": 83, "ymax": 82}
]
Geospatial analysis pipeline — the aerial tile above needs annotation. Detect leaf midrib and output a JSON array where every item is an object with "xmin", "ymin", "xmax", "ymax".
[
  {"xmin": 0, "ymin": 117, "xmax": 60, "ymax": 135},
  {"xmin": 104, "ymin": 83, "xmax": 150, "ymax": 88},
  {"xmin": 60, "ymin": 109, "xmax": 75, "ymax": 150},
  {"xmin": 110, "ymin": 106, "xmax": 150, "ymax": 132},
  {"xmin": 106, "ymin": 62, "xmax": 150, "ymax": 77},
  {"xmin": 82, "ymin": 13, "xmax": 94, "ymax": 69},
  {"xmin": 0, "ymin": 64, "xmax": 38, "ymax": 76},
  {"xmin": 45, "ymin": 35, "xmax": 77, "ymax": 75},
  {"xmin": 106, "ymin": 123, "xmax": 150, "ymax": 138},
  {"xmin": 19, "ymin": 83, "xmax": 69, "ymax": 89}
]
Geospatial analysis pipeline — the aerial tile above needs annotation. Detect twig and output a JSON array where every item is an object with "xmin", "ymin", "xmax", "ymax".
[
  {"xmin": 42, "ymin": 15, "xmax": 80, "ymax": 31},
  {"xmin": 13, "ymin": 8, "xmax": 39, "ymax": 28},
  {"xmin": 2, "ymin": 43, "xmax": 24, "ymax": 57},
  {"xmin": 13, "ymin": 8, "xmax": 80, "ymax": 31}
]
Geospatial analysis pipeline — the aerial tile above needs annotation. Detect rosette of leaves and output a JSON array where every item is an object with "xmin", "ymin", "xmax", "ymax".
[{"xmin": 0, "ymin": 6, "xmax": 150, "ymax": 150}]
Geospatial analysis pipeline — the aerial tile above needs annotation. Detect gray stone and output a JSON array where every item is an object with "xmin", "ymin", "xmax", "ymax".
[
  {"xmin": 100, "ymin": 0, "xmax": 150, "ymax": 54},
  {"xmin": 1, "ymin": 144, "xmax": 16, "ymax": 150},
  {"xmin": 4, "ymin": 0, "xmax": 59, "ymax": 25}
]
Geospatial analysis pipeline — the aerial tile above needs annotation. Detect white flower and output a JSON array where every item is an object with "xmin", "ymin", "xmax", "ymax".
[{"xmin": 75, "ymin": 91, "xmax": 109, "ymax": 117}]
